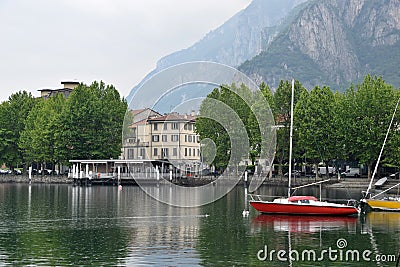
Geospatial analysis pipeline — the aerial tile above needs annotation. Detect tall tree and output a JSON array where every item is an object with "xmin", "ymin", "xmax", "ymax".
[
  {"xmin": 347, "ymin": 75, "xmax": 397, "ymax": 179},
  {"xmin": 273, "ymin": 80, "xmax": 306, "ymax": 178},
  {"xmin": 295, "ymin": 85, "xmax": 338, "ymax": 178},
  {"xmin": 247, "ymin": 82, "xmax": 275, "ymax": 164},
  {"xmin": 55, "ymin": 81, "xmax": 127, "ymax": 161},
  {"xmin": 196, "ymin": 82, "xmax": 275, "ymax": 172},
  {"xmin": 20, "ymin": 93, "xmax": 66, "ymax": 169},
  {"xmin": 0, "ymin": 91, "xmax": 36, "ymax": 169},
  {"xmin": 386, "ymin": 89, "xmax": 400, "ymax": 167}
]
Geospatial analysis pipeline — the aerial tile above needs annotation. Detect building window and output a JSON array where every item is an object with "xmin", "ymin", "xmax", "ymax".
[
  {"xmin": 185, "ymin": 148, "xmax": 187, "ymax": 157},
  {"xmin": 185, "ymin": 135, "xmax": 187, "ymax": 142},
  {"xmin": 197, "ymin": 136, "xmax": 200, "ymax": 143},
  {"xmin": 140, "ymin": 148, "xmax": 145, "ymax": 159},
  {"xmin": 188, "ymin": 124, "xmax": 192, "ymax": 131},
  {"xmin": 127, "ymin": 149, "xmax": 134, "ymax": 159},
  {"xmin": 189, "ymin": 148, "xmax": 192, "ymax": 157},
  {"xmin": 188, "ymin": 135, "xmax": 192, "ymax": 142},
  {"xmin": 171, "ymin": 135, "xmax": 179, "ymax": 142},
  {"xmin": 172, "ymin": 122, "xmax": 179, "ymax": 129},
  {"xmin": 153, "ymin": 148, "xmax": 158, "ymax": 156},
  {"xmin": 162, "ymin": 135, "xmax": 167, "ymax": 142},
  {"xmin": 173, "ymin": 148, "xmax": 177, "ymax": 156},
  {"xmin": 163, "ymin": 123, "xmax": 167, "ymax": 130},
  {"xmin": 184, "ymin": 123, "xmax": 188, "ymax": 130},
  {"xmin": 152, "ymin": 135, "xmax": 159, "ymax": 142},
  {"xmin": 193, "ymin": 148, "xmax": 196, "ymax": 156},
  {"xmin": 162, "ymin": 148, "xmax": 169, "ymax": 157},
  {"xmin": 153, "ymin": 123, "xmax": 158, "ymax": 131}
]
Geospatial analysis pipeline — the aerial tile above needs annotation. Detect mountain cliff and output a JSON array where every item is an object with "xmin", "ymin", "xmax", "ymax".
[
  {"xmin": 127, "ymin": 0, "xmax": 305, "ymax": 103},
  {"xmin": 239, "ymin": 0, "xmax": 400, "ymax": 90},
  {"xmin": 128, "ymin": 0, "xmax": 400, "ymax": 107}
]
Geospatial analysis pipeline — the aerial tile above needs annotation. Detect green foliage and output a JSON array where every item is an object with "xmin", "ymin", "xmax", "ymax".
[
  {"xmin": 20, "ymin": 93, "xmax": 66, "ymax": 165},
  {"xmin": 196, "ymin": 75, "xmax": 399, "ymax": 178},
  {"xmin": 295, "ymin": 85, "xmax": 338, "ymax": 162},
  {"xmin": 55, "ymin": 81, "xmax": 127, "ymax": 161},
  {"xmin": 343, "ymin": 75, "xmax": 398, "ymax": 177},
  {"xmin": 0, "ymin": 91, "xmax": 36, "ymax": 168},
  {"xmin": 1, "ymin": 81, "xmax": 127, "ymax": 169},
  {"xmin": 273, "ymin": 80, "xmax": 306, "ymax": 175},
  {"xmin": 195, "ymin": 83, "xmax": 274, "ymax": 169}
]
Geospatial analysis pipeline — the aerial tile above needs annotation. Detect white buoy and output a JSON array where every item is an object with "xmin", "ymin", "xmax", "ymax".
[
  {"xmin": 242, "ymin": 210, "xmax": 249, "ymax": 217},
  {"xmin": 118, "ymin": 166, "xmax": 121, "ymax": 185},
  {"xmin": 28, "ymin": 166, "xmax": 32, "ymax": 183}
]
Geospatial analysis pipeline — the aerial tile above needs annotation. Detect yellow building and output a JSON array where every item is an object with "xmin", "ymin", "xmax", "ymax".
[{"xmin": 123, "ymin": 109, "xmax": 200, "ymax": 173}]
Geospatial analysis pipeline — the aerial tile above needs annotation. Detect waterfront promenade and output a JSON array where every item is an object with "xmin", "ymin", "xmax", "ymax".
[{"xmin": 1, "ymin": 174, "xmax": 398, "ymax": 191}]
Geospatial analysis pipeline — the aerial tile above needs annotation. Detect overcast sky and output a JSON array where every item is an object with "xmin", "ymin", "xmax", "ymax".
[{"xmin": 0, "ymin": 0, "xmax": 251, "ymax": 102}]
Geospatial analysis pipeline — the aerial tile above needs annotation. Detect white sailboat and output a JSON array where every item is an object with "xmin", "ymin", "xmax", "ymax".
[{"xmin": 249, "ymin": 79, "xmax": 359, "ymax": 216}]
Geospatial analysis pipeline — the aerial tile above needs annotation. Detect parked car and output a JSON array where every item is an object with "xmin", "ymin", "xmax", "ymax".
[
  {"xmin": 341, "ymin": 168, "xmax": 360, "ymax": 178},
  {"xmin": 314, "ymin": 166, "xmax": 336, "ymax": 176},
  {"xmin": 0, "ymin": 169, "xmax": 11, "ymax": 175},
  {"xmin": 389, "ymin": 171, "xmax": 400, "ymax": 180},
  {"xmin": 38, "ymin": 169, "xmax": 53, "ymax": 175}
]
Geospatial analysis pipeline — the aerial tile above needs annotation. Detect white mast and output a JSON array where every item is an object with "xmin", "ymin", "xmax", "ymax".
[
  {"xmin": 288, "ymin": 79, "xmax": 295, "ymax": 198},
  {"xmin": 365, "ymin": 98, "xmax": 400, "ymax": 197}
]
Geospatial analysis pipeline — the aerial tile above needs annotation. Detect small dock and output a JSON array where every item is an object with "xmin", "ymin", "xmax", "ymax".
[{"xmin": 68, "ymin": 159, "xmax": 217, "ymax": 187}]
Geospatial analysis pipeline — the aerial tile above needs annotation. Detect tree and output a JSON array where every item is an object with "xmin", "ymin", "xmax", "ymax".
[
  {"xmin": 196, "ymin": 82, "xmax": 275, "ymax": 174},
  {"xmin": 273, "ymin": 80, "xmax": 306, "ymax": 178},
  {"xmin": 19, "ymin": 93, "xmax": 66, "ymax": 170},
  {"xmin": 381, "ymin": 90, "xmax": 400, "ymax": 168},
  {"xmin": 346, "ymin": 75, "xmax": 397, "ymax": 179},
  {"xmin": 295, "ymin": 85, "xmax": 338, "ymax": 178},
  {"xmin": 247, "ymin": 82, "xmax": 275, "ymax": 164},
  {"xmin": 0, "ymin": 91, "xmax": 36, "ymax": 169},
  {"xmin": 55, "ymin": 81, "xmax": 127, "ymax": 161}
]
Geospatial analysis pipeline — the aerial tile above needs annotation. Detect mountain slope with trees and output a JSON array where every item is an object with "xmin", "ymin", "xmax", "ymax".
[{"xmin": 239, "ymin": 0, "xmax": 400, "ymax": 91}]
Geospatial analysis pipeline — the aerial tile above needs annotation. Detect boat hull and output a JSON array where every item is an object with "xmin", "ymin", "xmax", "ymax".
[
  {"xmin": 249, "ymin": 201, "xmax": 359, "ymax": 216},
  {"xmin": 364, "ymin": 199, "xmax": 400, "ymax": 211}
]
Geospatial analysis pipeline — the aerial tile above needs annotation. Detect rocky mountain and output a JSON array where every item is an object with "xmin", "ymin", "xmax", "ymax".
[
  {"xmin": 239, "ymin": 0, "xmax": 400, "ymax": 90},
  {"xmin": 128, "ymin": 0, "xmax": 400, "ymax": 109},
  {"xmin": 127, "ymin": 0, "xmax": 306, "ymax": 105}
]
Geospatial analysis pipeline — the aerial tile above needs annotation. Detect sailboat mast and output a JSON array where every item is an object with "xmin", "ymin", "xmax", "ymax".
[
  {"xmin": 288, "ymin": 79, "xmax": 295, "ymax": 198},
  {"xmin": 365, "ymin": 98, "xmax": 400, "ymax": 196}
]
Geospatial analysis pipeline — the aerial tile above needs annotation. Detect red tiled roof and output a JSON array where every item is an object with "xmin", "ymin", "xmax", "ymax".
[
  {"xmin": 147, "ymin": 113, "xmax": 196, "ymax": 122},
  {"xmin": 131, "ymin": 108, "xmax": 161, "ymax": 117},
  {"xmin": 129, "ymin": 118, "xmax": 149, "ymax": 128}
]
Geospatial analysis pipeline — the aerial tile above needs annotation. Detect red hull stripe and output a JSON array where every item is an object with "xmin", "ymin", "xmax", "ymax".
[{"xmin": 250, "ymin": 201, "xmax": 358, "ymax": 216}]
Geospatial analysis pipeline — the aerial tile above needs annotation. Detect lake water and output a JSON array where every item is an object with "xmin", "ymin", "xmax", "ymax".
[{"xmin": 0, "ymin": 183, "xmax": 399, "ymax": 266}]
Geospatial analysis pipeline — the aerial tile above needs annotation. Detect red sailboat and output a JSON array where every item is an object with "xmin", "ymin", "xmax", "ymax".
[{"xmin": 249, "ymin": 80, "xmax": 359, "ymax": 216}]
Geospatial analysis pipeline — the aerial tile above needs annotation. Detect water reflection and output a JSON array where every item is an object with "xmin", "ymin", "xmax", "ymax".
[
  {"xmin": 253, "ymin": 215, "xmax": 358, "ymax": 233},
  {"xmin": 0, "ymin": 184, "xmax": 399, "ymax": 266}
]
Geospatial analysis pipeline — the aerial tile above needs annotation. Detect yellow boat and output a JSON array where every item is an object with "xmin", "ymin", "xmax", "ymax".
[
  {"xmin": 362, "ymin": 98, "xmax": 400, "ymax": 212},
  {"xmin": 364, "ymin": 197, "xmax": 400, "ymax": 212}
]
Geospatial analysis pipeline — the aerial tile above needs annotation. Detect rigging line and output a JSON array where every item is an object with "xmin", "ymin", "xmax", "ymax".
[{"xmin": 366, "ymin": 97, "xmax": 400, "ymax": 197}]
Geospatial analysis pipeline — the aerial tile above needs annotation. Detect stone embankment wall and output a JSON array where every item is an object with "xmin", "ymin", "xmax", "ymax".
[{"xmin": 0, "ymin": 175, "xmax": 71, "ymax": 184}]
